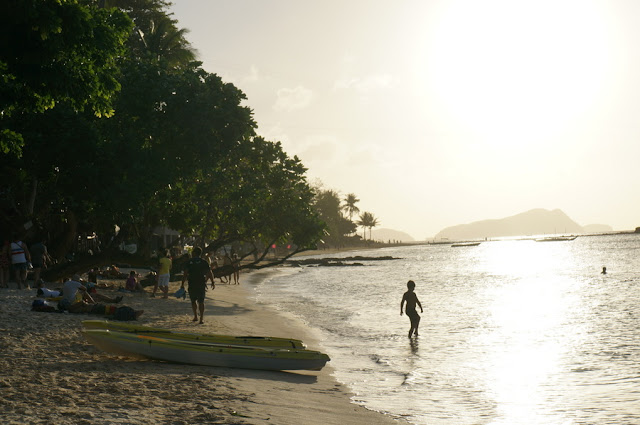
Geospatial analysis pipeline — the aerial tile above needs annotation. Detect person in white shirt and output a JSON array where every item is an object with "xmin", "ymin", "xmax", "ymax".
[{"xmin": 10, "ymin": 235, "xmax": 31, "ymax": 289}]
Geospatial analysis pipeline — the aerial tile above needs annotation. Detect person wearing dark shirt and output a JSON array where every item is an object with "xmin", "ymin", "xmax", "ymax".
[
  {"xmin": 30, "ymin": 238, "xmax": 51, "ymax": 287},
  {"xmin": 181, "ymin": 247, "xmax": 214, "ymax": 324}
]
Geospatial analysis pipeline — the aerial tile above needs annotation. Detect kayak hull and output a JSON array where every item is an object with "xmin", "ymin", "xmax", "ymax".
[{"xmin": 82, "ymin": 329, "xmax": 329, "ymax": 371}]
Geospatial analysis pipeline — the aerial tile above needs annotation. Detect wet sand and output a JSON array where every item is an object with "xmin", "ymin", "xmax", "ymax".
[{"xmin": 0, "ymin": 269, "xmax": 403, "ymax": 425}]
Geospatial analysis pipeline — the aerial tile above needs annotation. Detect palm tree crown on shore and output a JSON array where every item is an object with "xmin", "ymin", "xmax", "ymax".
[
  {"xmin": 356, "ymin": 211, "xmax": 379, "ymax": 241},
  {"xmin": 342, "ymin": 193, "xmax": 360, "ymax": 236}
]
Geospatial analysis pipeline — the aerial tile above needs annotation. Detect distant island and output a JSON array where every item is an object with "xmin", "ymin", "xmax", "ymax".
[
  {"xmin": 371, "ymin": 228, "xmax": 415, "ymax": 242},
  {"xmin": 434, "ymin": 209, "xmax": 613, "ymax": 240}
]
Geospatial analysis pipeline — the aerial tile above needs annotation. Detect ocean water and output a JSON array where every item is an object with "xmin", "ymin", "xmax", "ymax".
[{"xmin": 250, "ymin": 234, "xmax": 640, "ymax": 425}]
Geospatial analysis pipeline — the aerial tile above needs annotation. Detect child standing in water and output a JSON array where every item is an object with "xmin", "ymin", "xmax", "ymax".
[{"xmin": 401, "ymin": 280, "xmax": 423, "ymax": 338}]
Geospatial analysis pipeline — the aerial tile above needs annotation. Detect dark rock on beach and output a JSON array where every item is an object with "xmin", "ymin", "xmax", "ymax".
[{"xmin": 287, "ymin": 256, "xmax": 401, "ymax": 267}]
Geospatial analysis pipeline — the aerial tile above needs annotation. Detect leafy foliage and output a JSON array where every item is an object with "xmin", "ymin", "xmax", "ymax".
[
  {"xmin": 313, "ymin": 188, "xmax": 357, "ymax": 246},
  {"xmin": 0, "ymin": 0, "xmax": 133, "ymax": 156},
  {"xmin": 0, "ymin": 0, "xmax": 327, "ymax": 271}
]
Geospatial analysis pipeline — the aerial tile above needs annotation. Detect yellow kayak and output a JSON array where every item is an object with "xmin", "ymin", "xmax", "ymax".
[{"xmin": 82, "ymin": 320, "xmax": 306, "ymax": 349}]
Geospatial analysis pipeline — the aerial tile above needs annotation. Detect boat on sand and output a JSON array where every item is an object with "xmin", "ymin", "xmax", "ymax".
[
  {"xmin": 82, "ymin": 320, "xmax": 305, "ymax": 349},
  {"xmin": 82, "ymin": 329, "xmax": 330, "ymax": 371}
]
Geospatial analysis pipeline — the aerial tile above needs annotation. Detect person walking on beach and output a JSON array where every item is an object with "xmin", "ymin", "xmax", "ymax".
[
  {"xmin": 152, "ymin": 249, "xmax": 172, "ymax": 298},
  {"xmin": 30, "ymin": 237, "xmax": 51, "ymax": 287},
  {"xmin": 222, "ymin": 253, "xmax": 233, "ymax": 283},
  {"xmin": 181, "ymin": 247, "xmax": 214, "ymax": 324},
  {"xmin": 232, "ymin": 251, "xmax": 240, "ymax": 284},
  {"xmin": 10, "ymin": 235, "xmax": 31, "ymax": 289},
  {"xmin": 401, "ymin": 280, "xmax": 423, "ymax": 338}
]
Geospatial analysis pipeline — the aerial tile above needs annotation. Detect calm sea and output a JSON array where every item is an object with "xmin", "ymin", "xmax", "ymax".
[{"xmin": 250, "ymin": 234, "xmax": 640, "ymax": 425}]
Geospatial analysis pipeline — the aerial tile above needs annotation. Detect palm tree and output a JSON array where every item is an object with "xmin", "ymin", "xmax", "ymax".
[
  {"xmin": 341, "ymin": 193, "xmax": 360, "ymax": 219},
  {"xmin": 103, "ymin": 0, "xmax": 197, "ymax": 68},
  {"xmin": 341, "ymin": 193, "xmax": 360, "ymax": 235},
  {"xmin": 140, "ymin": 17, "xmax": 197, "ymax": 67},
  {"xmin": 356, "ymin": 211, "xmax": 379, "ymax": 241}
]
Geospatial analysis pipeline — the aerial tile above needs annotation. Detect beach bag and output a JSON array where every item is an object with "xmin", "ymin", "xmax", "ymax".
[
  {"xmin": 113, "ymin": 306, "xmax": 137, "ymax": 321},
  {"xmin": 57, "ymin": 298, "xmax": 71, "ymax": 311},
  {"xmin": 32, "ymin": 299, "xmax": 56, "ymax": 313},
  {"xmin": 174, "ymin": 287, "xmax": 186, "ymax": 299}
]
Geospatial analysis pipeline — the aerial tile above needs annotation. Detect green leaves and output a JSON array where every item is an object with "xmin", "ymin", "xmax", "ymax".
[
  {"xmin": 0, "ymin": 0, "xmax": 133, "ymax": 156},
  {"xmin": 0, "ymin": 0, "xmax": 326, "ymax": 261}
]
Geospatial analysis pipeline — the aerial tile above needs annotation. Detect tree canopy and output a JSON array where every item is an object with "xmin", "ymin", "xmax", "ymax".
[
  {"xmin": 0, "ymin": 0, "xmax": 326, "ymax": 278},
  {"xmin": 0, "ymin": 0, "xmax": 133, "ymax": 156},
  {"xmin": 0, "ymin": 0, "xmax": 385, "ymax": 281}
]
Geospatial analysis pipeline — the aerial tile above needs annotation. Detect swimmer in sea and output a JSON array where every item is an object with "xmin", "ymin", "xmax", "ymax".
[{"xmin": 401, "ymin": 280, "xmax": 424, "ymax": 338}]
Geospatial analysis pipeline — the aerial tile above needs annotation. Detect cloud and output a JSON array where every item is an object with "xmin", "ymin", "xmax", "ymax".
[
  {"xmin": 273, "ymin": 86, "xmax": 314, "ymax": 112},
  {"xmin": 242, "ymin": 65, "xmax": 261, "ymax": 84},
  {"xmin": 260, "ymin": 122, "xmax": 291, "ymax": 145},
  {"xmin": 298, "ymin": 135, "xmax": 339, "ymax": 163},
  {"xmin": 334, "ymin": 74, "xmax": 395, "ymax": 93}
]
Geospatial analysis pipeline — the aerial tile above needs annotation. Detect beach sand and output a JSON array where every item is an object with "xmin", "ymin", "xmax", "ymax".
[{"xmin": 0, "ymin": 269, "xmax": 403, "ymax": 425}]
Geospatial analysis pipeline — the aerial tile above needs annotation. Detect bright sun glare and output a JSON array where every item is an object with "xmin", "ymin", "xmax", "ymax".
[
  {"xmin": 476, "ymin": 241, "xmax": 582, "ymax": 423},
  {"xmin": 426, "ymin": 0, "xmax": 613, "ymax": 150}
]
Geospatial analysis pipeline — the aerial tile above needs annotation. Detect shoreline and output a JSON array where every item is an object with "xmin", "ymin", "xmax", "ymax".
[{"xmin": 0, "ymin": 269, "xmax": 403, "ymax": 425}]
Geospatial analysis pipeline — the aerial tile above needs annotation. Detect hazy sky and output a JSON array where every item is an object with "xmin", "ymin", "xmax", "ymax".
[{"xmin": 169, "ymin": 0, "xmax": 640, "ymax": 239}]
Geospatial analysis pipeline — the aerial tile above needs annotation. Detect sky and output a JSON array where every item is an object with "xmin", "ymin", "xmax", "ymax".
[{"xmin": 168, "ymin": 0, "xmax": 640, "ymax": 240}]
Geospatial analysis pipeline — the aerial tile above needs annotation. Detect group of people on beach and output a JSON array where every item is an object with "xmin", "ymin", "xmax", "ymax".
[
  {"xmin": 33, "ymin": 273, "xmax": 144, "ymax": 320},
  {"xmin": 206, "ymin": 251, "xmax": 241, "ymax": 285},
  {"xmin": 3, "ymin": 232, "xmax": 419, "ymax": 336},
  {"xmin": 4, "ymin": 235, "xmax": 241, "ymax": 324}
]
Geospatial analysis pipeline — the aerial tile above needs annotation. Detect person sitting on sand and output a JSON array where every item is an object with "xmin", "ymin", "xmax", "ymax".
[
  {"xmin": 59, "ymin": 275, "xmax": 122, "ymax": 312},
  {"xmin": 88, "ymin": 268, "xmax": 98, "ymax": 284},
  {"xmin": 104, "ymin": 264, "xmax": 126, "ymax": 279},
  {"xmin": 124, "ymin": 271, "xmax": 145, "ymax": 292}
]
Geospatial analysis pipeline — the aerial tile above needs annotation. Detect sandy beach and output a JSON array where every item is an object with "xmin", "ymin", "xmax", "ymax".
[{"xmin": 0, "ymin": 268, "xmax": 403, "ymax": 425}]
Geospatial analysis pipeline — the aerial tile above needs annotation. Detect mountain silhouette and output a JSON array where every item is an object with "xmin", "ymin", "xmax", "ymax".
[
  {"xmin": 371, "ymin": 228, "xmax": 415, "ymax": 242},
  {"xmin": 434, "ymin": 208, "xmax": 611, "ymax": 240}
]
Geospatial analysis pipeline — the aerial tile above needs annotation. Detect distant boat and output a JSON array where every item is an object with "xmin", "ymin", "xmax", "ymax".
[
  {"xmin": 535, "ymin": 236, "xmax": 577, "ymax": 242},
  {"xmin": 451, "ymin": 242, "xmax": 481, "ymax": 247}
]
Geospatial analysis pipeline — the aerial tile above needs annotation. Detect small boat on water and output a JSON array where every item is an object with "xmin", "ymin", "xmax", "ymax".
[
  {"xmin": 451, "ymin": 242, "xmax": 481, "ymax": 247},
  {"xmin": 82, "ymin": 320, "xmax": 305, "ymax": 349},
  {"xmin": 535, "ymin": 236, "xmax": 578, "ymax": 242},
  {"xmin": 82, "ymin": 329, "xmax": 330, "ymax": 371}
]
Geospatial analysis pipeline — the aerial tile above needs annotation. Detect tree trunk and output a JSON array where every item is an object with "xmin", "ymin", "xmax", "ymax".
[{"xmin": 27, "ymin": 177, "xmax": 37, "ymax": 215}]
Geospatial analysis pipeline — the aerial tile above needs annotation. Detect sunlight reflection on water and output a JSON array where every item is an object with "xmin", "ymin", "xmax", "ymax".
[{"xmin": 253, "ymin": 235, "xmax": 640, "ymax": 425}]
